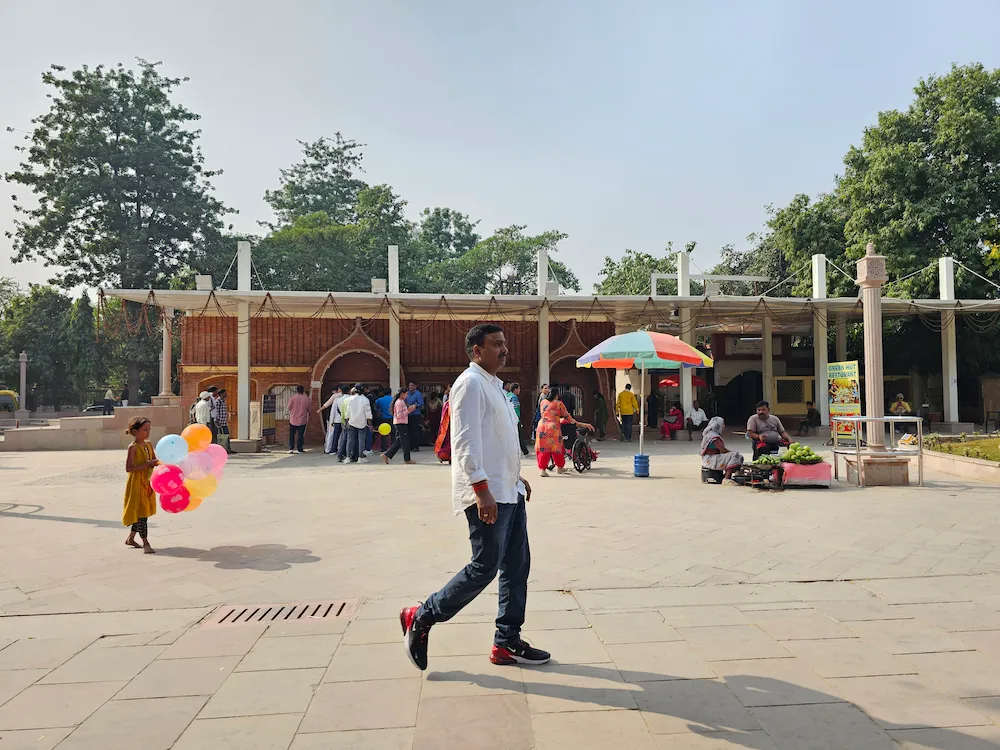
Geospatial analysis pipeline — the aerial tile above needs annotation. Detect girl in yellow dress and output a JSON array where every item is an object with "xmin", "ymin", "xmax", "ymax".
[{"xmin": 123, "ymin": 417, "xmax": 159, "ymax": 554}]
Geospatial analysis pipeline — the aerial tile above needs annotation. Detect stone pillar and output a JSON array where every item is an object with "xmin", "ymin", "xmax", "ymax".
[
  {"xmin": 857, "ymin": 242, "xmax": 889, "ymax": 448},
  {"xmin": 835, "ymin": 314, "xmax": 848, "ymax": 362},
  {"xmin": 761, "ymin": 317, "xmax": 773, "ymax": 404},
  {"xmin": 537, "ymin": 247, "xmax": 550, "ymax": 388},
  {"xmin": 236, "ymin": 241, "xmax": 252, "ymax": 443},
  {"xmin": 939, "ymin": 256, "xmax": 959, "ymax": 424},
  {"xmin": 388, "ymin": 245, "xmax": 401, "ymax": 394},
  {"xmin": 676, "ymin": 251, "xmax": 694, "ymax": 415},
  {"xmin": 16, "ymin": 351, "xmax": 29, "ymax": 420},
  {"xmin": 812, "ymin": 254, "xmax": 829, "ymax": 425},
  {"xmin": 159, "ymin": 307, "xmax": 174, "ymax": 396}
]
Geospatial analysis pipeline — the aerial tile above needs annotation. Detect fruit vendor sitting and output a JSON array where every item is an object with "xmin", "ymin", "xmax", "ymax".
[
  {"xmin": 746, "ymin": 400, "xmax": 792, "ymax": 460},
  {"xmin": 700, "ymin": 417, "xmax": 744, "ymax": 485}
]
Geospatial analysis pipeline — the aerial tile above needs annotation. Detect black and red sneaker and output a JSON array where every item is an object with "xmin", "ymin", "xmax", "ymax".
[
  {"xmin": 400, "ymin": 605, "xmax": 431, "ymax": 671},
  {"xmin": 490, "ymin": 638, "xmax": 551, "ymax": 666}
]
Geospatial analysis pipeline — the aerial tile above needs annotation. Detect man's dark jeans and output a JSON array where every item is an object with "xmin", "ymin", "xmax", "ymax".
[
  {"xmin": 341, "ymin": 425, "xmax": 363, "ymax": 461},
  {"xmin": 408, "ymin": 413, "xmax": 422, "ymax": 450},
  {"xmin": 621, "ymin": 414, "xmax": 634, "ymax": 441},
  {"xmin": 289, "ymin": 423, "xmax": 306, "ymax": 452},
  {"xmin": 417, "ymin": 495, "xmax": 529, "ymax": 647}
]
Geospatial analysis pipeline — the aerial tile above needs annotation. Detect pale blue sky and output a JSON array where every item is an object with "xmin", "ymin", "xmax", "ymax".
[{"xmin": 3, "ymin": 0, "xmax": 999, "ymax": 292}]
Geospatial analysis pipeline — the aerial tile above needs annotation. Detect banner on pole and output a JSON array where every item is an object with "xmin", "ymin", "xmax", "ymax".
[{"xmin": 828, "ymin": 360, "xmax": 862, "ymax": 437}]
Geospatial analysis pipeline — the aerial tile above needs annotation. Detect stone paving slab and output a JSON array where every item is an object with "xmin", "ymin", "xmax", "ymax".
[{"xmin": 3, "ymin": 445, "xmax": 1000, "ymax": 747}]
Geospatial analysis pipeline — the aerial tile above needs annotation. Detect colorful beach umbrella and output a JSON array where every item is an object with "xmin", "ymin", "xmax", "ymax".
[
  {"xmin": 575, "ymin": 330, "xmax": 712, "ymax": 459},
  {"xmin": 659, "ymin": 374, "xmax": 708, "ymax": 388},
  {"xmin": 576, "ymin": 330, "xmax": 712, "ymax": 370}
]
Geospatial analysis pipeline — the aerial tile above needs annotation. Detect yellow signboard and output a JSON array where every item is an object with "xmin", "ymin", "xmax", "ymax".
[{"xmin": 828, "ymin": 360, "xmax": 861, "ymax": 437}]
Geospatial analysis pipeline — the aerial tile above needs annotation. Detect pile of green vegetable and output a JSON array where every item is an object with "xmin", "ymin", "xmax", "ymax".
[
  {"xmin": 751, "ymin": 454, "xmax": 782, "ymax": 466},
  {"xmin": 781, "ymin": 442, "xmax": 823, "ymax": 464}
]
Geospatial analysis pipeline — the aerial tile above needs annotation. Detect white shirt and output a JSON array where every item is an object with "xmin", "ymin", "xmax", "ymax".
[
  {"xmin": 105, "ymin": 389, "xmax": 114, "ymax": 400},
  {"xmin": 209, "ymin": 395, "xmax": 220, "ymax": 420},
  {"xmin": 450, "ymin": 363, "xmax": 524, "ymax": 515},
  {"xmin": 321, "ymin": 393, "xmax": 343, "ymax": 426},
  {"xmin": 687, "ymin": 407, "xmax": 707, "ymax": 427},
  {"xmin": 194, "ymin": 399, "xmax": 211, "ymax": 425},
  {"xmin": 346, "ymin": 393, "xmax": 372, "ymax": 429}
]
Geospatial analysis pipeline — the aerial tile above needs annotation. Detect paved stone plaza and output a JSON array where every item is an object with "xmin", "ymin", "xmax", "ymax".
[{"xmin": 2, "ymin": 438, "xmax": 1000, "ymax": 749}]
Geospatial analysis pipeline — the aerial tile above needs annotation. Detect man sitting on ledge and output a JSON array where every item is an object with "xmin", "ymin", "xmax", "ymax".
[
  {"xmin": 747, "ymin": 400, "xmax": 792, "ymax": 460},
  {"xmin": 796, "ymin": 401, "xmax": 822, "ymax": 436}
]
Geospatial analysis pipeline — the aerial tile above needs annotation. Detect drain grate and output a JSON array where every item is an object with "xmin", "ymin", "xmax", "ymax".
[{"xmin": 201, "ymin": 599, "xmax": 359, "ymax": 628}]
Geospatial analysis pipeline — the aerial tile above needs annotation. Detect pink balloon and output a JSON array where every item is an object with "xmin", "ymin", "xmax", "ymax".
[
  {"xmin": 160, "ymin": 487, "xmax": 191, "ymax": 513},
  {"xmin": 179, "ymin": 451, "xmax": 212, "ymax": 481},
  {"xmin": 150, "ymin": 464, "xmax": 185, "ymax": 495},
  {"xmin": 203, "ymin": 443, "xmax": 229, "ymax": 473},
  {"xmin": 211, "ymin": 465, "xmax": 224, "ymax": 481}
]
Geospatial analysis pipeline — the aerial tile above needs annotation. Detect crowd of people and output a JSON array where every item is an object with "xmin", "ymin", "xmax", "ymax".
[{"xmin": 188, "ymin": 386, "xmax": 232, "ymax": 450}]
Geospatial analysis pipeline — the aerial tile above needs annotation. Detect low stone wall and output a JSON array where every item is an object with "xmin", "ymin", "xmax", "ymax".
[
  {"xmin": 923, "ymin": 450, "xmax": 1000, "ymax": 484},
  {"xmin": 0, "ymin": 405, "xmax": 185, "ymax": 452}
]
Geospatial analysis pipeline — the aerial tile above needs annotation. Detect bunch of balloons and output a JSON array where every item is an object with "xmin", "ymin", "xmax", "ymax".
[{"xmin": 151, "ymin": 424, "xmax": 227, "ymax": 513}]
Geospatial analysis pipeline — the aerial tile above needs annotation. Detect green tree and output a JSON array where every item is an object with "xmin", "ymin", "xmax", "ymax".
[
  {"xmin": 5, "ymin": 60, "xmax": 232, "ymax": 398},
  {"xmin": 595, "ymin": 245, "xmax": 680, "ymax": 295},
  {"xmin": 0, "ymin": 286, "xmax": 73, "ymax": 409},
  {"xmin": 766, "ymin": 193, "xmax": 848, "ymax": 295},
  {"xmin": 0, "ymin": 277, "xmax": 19, "ymax": 314},
  {"xmin": 67, "ymin": 293, "xmax": 104, "ymax": 407},
  {"xmin": 263, "ymin": 134, "xmax": 367, "ymax": 227},
  {"xmin": 419, "ymin": 207, "xmax": 480, "ymax": 258},
  {"xmin": 448, "ymin": 226, "xmax": 579, "ymax": 295},
  {"xmin": 839, "ymin": 63, "xmax": 1000, "ymax": 299}
]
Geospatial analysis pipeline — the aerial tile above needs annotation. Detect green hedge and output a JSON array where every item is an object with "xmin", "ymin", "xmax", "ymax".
[{"xmin": 929, "ymin": 438, "xmax": 1000, "ymax": 463}]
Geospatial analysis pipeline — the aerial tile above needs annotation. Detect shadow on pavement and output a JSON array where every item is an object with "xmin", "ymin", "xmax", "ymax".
[
  {"xmin": 429, "ymin": 664, "xmax": 1000, "ymax": 749},
  {"xmin": 0, "ymin": 503, "xmax": 122, "ymax": 528},
  {"xmin": 155, "ymin": 544, "xmax": 321, "ymax": 570}
]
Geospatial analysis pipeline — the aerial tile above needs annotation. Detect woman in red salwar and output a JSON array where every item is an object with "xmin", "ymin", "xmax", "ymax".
[{"xmin": 534, "ymin": 389, "xmax": 592, "ymax": 477}]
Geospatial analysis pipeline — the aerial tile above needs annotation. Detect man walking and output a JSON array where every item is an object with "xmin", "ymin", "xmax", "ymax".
[
  {"xmin": 103, "ymin": 387, "xmax": 116, "ymax": 416},
  {"xmin": 508, "ymin": 383, "xmax": 529, "ymax": 456},
  {"xmin": 321, "ymin": 386, "xmax": 344, "ymax": 454},
  {"xmin": 406, "ymin": 382, "xmax": 424, "ymax": 450},
  {"xmin": 207, "ymin": 386, "xmax": 220, "ymax": 444},
  {"xmin": 616, "ymin": 383, "xmax": 639, "ymax": 442},
  {"xmin": 287, "ymin": 385, "xmax": 311, "ymax": 454},
  {"xmin": 401, "ymin": 324, "xmax": 549, "ymax": 670},
  {"xmin": 342, "ymin": 385, "xmax": 372, "ymax": 463},
  {"xmin": 215, "ymin": 389, "xmax": 231, "ymax": 452}
]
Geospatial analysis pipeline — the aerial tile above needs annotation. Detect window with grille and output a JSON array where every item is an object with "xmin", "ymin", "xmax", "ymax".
[
  {"xmin": 267, "ymin": 385, "xmax": 300, "ymax": 420},
  {"xmin": 776, "ymin": 379, "xmax": 804, "ymax": 404}
]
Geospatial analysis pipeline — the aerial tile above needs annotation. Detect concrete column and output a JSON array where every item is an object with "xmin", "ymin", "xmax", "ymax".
[
  {"xmin": 159, "ymin": 307, "xmax": 174, "ymax": 396},
  {"xmin": 857, "ymin": 242, "xmax": 889, "ymax": 448},
  {"xmin": 388, "ymin": 245, "xmax": 401, "ymax": 393},
  {"xmin": 812, "ymin": 254, "xmax": 829, "ymax": 425},
  {"xmin": 237, "ymin": 241, "xmax": 251, "ymax": 441},
  {"xmin": 538, "ymin": 304, "xmax": 550, "ymax": 387},
  {"xmin": 537, "ymin": 244, "xmax": 549, "ymax": 296},
  {"xmin": 16, "ymin": 351, "xmax": 29, "ymax": 419},
  {"xmin": 939, "ymin": 256, "xmax": 959, "ymax": 424},
  {"xmin": 676, "ymin": 251, "xmax": 694, "ymax": 415},
  {"xmin": 761, "ymin": 316, "xmax": 773, "ymax": 404},
  {"xmin": 835, "ymin": 314, "xmax": 848, "ymax": 362}
]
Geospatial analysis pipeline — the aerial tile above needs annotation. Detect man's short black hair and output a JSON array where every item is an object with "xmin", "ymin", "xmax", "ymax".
[
  {"xmin": 207, "ymin": 386, "xmax": 218, "ymax": 393},
  {"xmin": 510, "ymin": 382, "xmax": 520, "ymax": 391},
  {"xmin": 465, "ymin": 323, "xmax": 504, "ymax": 358},
  {"xmin": 218, "ymin": 389, "xmax": 227, "ymax": 396},
  {"xmin": 756, "ymin": 400, "xmax": 769, "ymax": 409},
  {"xmin": 625, "ymin": 384, "xmax": 632, "ymax": 390},
  {"xmin": 296, "ymin": 385, "xmax": 305, "ymax": 394}
]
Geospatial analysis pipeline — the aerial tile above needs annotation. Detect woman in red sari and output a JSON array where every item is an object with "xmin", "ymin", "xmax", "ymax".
[
  {"xmin": 535, "ymin": 389, "xmax": 592, "ymax": 477},
  {"xmin": 434, "ymin": 399, "xmax": 451, "ymax": 464}
]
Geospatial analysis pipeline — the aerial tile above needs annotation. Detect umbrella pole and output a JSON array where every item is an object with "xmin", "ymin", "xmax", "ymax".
[{"xmin": 639, "ymin": 362, "xmax": 645, "ymax": 455}]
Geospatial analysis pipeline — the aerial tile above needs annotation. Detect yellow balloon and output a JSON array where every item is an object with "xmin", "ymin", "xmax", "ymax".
[
  {"xmin": 183, "ymin": 496, "xmax": 204, "ymax": 512},
  {"xmin": 181, "ymin": 423, "xmax": 213, "ymax": 452},
  {"xmin": 378, "ymin": 422, "xmax": 392, "ymax": 436},
  {"xmin": 183, "ymin": 474, "xmax": 218, "ymax": 499}
]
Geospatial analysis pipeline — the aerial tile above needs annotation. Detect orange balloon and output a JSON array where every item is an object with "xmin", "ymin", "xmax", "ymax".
[
  {"xmin": 183, "ymin": 496, "xmax": 204, "ymax": 512},
  {"xmin": 181, "ymin": 424, "xmax": 212, "ymax": 453}
]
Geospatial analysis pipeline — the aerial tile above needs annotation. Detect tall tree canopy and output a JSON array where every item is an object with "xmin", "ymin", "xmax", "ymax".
[
  {"xmin": 5, "ymin": 60, "xmax": 231, "ymax": 290},
  {"xmin": 595, "ymin": 245, "xmax": 682, "ymax": 295},
  {"xmin": 263, "ymin": 134, "xmax": 366, "ymax": 228},
  {"xmin": 448, "ymin": 226, "xmax": 579, "ymax": 295}
]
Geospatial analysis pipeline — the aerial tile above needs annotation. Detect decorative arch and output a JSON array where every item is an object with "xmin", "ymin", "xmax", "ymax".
[
  {"xmin": 310, "ymin": 317, "xmax": 403, "ymax": 386},
  {"xmin": 548, "ymin": 320, "xmax": 617, "ymax": 436}
]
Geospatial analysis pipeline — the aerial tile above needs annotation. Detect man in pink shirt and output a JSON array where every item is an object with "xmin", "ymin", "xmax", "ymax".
[{"xmin": 287, "ymin": 385, "xmax": 312, "ymax": 454}]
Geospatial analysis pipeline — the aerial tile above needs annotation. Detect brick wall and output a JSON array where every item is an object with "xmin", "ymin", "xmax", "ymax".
[{"xmin": 179, "ymin": 315, "xmax": 617, "ymax": 446}]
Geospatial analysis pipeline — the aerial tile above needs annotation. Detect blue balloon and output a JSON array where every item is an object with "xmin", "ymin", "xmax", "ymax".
[{"xmin": 156, "ymin": 434, "xmax": 189, "ymax": 465}]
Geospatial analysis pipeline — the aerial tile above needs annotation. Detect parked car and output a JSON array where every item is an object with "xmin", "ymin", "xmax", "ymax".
[
  {"xmin": 84, "ymin": 401, "xmax": 122, "ymax": 413},
  {"xmin": 0, "ymin": 390, "xmax": 19, "ymax": 413}
]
